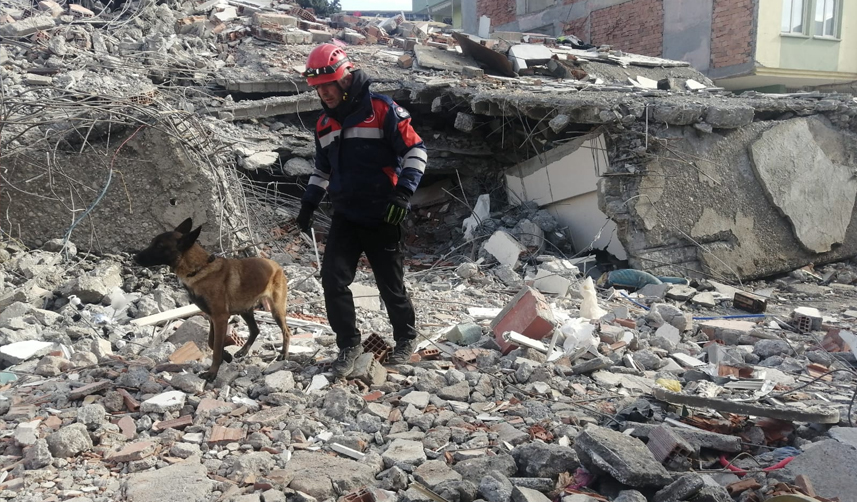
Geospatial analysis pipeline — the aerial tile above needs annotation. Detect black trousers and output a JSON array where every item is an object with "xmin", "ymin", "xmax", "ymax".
[{"xmin": 321, "ymin": 215, "xmax": 417, "ymax": 349}]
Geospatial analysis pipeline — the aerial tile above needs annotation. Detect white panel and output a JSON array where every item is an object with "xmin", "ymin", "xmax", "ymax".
[{"xmin": 546, "ymin": 192, "xmax": 627, "ymax": 260}]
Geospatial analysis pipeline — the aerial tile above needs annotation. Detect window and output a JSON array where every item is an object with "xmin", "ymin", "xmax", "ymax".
[
  {"xmin": 814, "ymin": 0, "xmax": 839, "ymax": 37},
  {"xmin": 781, "ymin": 0, "xmax": 806, "ymax": 34}
]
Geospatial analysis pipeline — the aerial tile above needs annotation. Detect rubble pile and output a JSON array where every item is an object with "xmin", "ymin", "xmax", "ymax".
[{"xmin": 1, "ymin": 228, "xmax": 857, "ymax": 502}]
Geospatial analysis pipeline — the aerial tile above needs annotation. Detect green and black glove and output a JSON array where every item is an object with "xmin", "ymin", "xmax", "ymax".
[{"xmin": 383, "ymin": 188, "xmax": 411, "ymax": 225}]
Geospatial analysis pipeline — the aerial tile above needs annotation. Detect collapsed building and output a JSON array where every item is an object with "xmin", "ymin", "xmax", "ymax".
[{"xmin": 3, "ymin": 1, "xmax": 857, "ymax": 502}]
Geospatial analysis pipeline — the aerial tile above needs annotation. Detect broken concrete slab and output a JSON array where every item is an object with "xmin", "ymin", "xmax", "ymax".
[
  {"xmin": 383, "ymin": 438, "xmax": 428, "ymax": 468},
  {"xmin": 283, "ymin": 450, "xmax": 376, "ymax": 500},
  {"xmin": 507, "ymin": 44, "xmax": 552, "ymax": 73},
  {"xmin": 574, "ymin": 425, "xmax": 672, "ymax": 487},
  {"xmin": 775, "ymin": 440, "xmax": 857, "ymax": 502},
  {"xmin": 140, "ymin": 391, "xmax": 186, "ymax": 413},
  {"xmin": 512, "ymin": 441, "xmax": 580, "ymax": 479},
  {"xmin": 623, "ymin": 423, "xmax": 741, "ymax": 453},
  {"xmin": 0, "ymin": 340, "xmax": 54, "ymax": 365},
  {"xmin": 483, "ymin": 231, "xmax": 526, "ymax": 269},
  {"xmin": 414, "ymin": 44, "xmax": 479, "ymax": 72},
  {"xmin": 0, "ymin": 15, "xmax": 56, "ymax": 37},
  {"xmin": 750, "ymin": 118, "xmax": 857, "ymax": 253},
  {"xmin": 125, "ymin": 460, "xmax": 216, "ymax": 502}
]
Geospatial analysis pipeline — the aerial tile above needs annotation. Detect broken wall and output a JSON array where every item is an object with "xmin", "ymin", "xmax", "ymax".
[
  {"xmin": 1, "ymin": 117, "xmax": 250, "ymax": 254},
  {"xmin": 602, "ymin": 114, "xmax": 857, "ymax": 281}
]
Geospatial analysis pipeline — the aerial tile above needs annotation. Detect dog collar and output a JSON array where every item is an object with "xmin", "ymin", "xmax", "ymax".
[{"xmin": 187, "ymin": 254, "xmax": 216, "ymax": 278}]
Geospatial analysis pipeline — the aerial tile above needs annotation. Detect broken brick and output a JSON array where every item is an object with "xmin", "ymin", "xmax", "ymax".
[
  {"xmin": 208, "ymin": 425, "xmax": 245, "ymax": 444},
  {"xmin": 490, "ymin": 286, "xmax": 555, "ymax": 354}
]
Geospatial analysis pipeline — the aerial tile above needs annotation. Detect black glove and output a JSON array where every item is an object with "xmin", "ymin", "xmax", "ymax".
[
  {"xmin": 296, "ymin": 201, "xmax": 316, "ymax": 235},
  {"xmin": 383, "ymin": 188, "xmax": 411, "ymax": 225}
]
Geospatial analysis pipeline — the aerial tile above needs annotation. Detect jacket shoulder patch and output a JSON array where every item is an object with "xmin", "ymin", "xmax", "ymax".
[{"xmin": 394, "ymin": 105, "xmax": 410, "ymax": 119}]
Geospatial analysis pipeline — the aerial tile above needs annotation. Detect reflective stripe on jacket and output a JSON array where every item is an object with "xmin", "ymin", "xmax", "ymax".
[{"xmin": 302, "ymin": 91, "xmax": 427, "ymax": 226}]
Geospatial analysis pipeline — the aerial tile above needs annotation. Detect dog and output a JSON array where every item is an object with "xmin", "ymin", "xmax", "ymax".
[{"xmin": 134, "ymin": 218, "xmax": 292, "ymax": 381}]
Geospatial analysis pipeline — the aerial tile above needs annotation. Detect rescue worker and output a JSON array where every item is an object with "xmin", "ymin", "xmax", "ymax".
[{"xmin": 296, "ymin": 43, "xmax": 428, "ymax": 377}]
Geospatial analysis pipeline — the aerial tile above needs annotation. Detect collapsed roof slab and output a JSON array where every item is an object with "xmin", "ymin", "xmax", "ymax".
[{"xmin": 0, "ymin": 118, "xmax": 250, "ymax": 255}]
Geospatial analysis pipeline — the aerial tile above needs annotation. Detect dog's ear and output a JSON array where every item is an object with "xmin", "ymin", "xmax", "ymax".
[
  {"xmin": 175, "ymin": 218, "xmax": 193, "ymax": 235},
  {"xmin": 178, "ymin": 225, "xmax": 202, "ymax": 251}
]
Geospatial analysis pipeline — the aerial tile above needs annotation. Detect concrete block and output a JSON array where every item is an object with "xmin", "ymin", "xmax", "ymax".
[
  {"xmin": 397, "ymin": 54, "xmax": 413, "ymax": 68},
  {"xmin": 0, "ymin": 340, "xmax": 54, "ymax": 365},
  {"xmin": 698, "ymin": 319, "xmax": 756, "ymax": 344},
  {"xmin": 0, "ymin": 15, "xmax": 55, "ymax": 37},
  {"xmin": 211, "ymin": 6, "xmax": 237, "ymax": 23},
  {"xmin": 530, "ymin": 268, "xmax": 572, "ymax": 296},
  {"xmin": 462, "ymin": 66, "xmax": 484, "ymax": 78},
  {"xmin": 574, "ymin": 425, "xmax": 672, "ymax": 488},
  {"xmin": 491, "ymin": 286, "xmax": 555, "ymax": 354},
  {"xmin": 508, "ymin": 44, "xmax": 552, "ymax": 70},
  {"xmin": 483, "ymin": 230, "xmax": 526, "ymax": 268},
  {"xmin": 140, "ymin": 391, "xmax": 186, "ymax": 413},
  {"xmin": 253, "ymin": 12, "xmax": 297, "ymax": 27},
  {"xmin": 493, "ymin": 30, "xmax": 523, "ymax": 42},
  {"xmin": 350, "ymin": 352, "xmax": 387, "ymax": 386},
  {"xmin": 454, "ymin": 112, "xmax": 475, "ymax": 132},
  {"xmin": 242, "ymin": 151, "xmax": 278, "ymax": 170},
  {"xmin": 38, "ymin": 0, "xmax": 64, "ymax": 17},
  {"xmin": 778, "ymin": 440, "xmax": 857, "ymax": 502},
  {"xmin": 308, "ymin": 29, "xmax": 332, "ymax": 43},
  {"xmin": 342, "ymin": 32, "xmax": 366, "ymax": 45},
  {"xmin": 382, "ymin": 439, "xmax": 427, "ymax": 468}
]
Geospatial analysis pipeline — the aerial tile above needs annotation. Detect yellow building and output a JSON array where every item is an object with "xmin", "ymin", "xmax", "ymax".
[{"xmin": 720, "ymin": 0, "xmax": 857, "ymax": 91}]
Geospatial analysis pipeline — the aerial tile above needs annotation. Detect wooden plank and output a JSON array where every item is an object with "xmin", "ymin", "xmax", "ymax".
[
  {"xmin": 169, "ymin": 342, "xmax": 205, "ymax": 364},
  {"xmin": 131, "ymin": 305, "xmax": 333, "ymax": 333},
  {"xmin": 130, "ymin": 305, "xmax": 201, "ymax": 326}
]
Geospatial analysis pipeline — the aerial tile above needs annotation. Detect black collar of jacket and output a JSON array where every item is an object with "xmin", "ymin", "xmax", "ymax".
[{"xmin": 323, "ymin": 69, "xmax": 372, "ymax": 125}]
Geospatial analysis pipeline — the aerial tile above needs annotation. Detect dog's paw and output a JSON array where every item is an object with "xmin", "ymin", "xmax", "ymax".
[
  {"xmin": 199, "ymin": 370, "xmax": 218, "ymax": 382},
  {"xmin": 276, "ymin": 352, "xmax": 288, "ymax": 361},
  {"xmin": 222, "ymin": 350, "xmax": 234, "ymax": 363},
  {"xmin": 233, "ymin": 347, "xmax": 249, "ymax": 359}
]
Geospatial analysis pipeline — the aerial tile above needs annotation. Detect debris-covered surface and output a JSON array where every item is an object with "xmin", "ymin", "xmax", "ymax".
[
  {"xmin": 2, "ymin": 1, "xmax": 857, "ymax": 501},
  {"xmin": 2, "ymin": 231, "xmax": 857, "ymax": 502}
]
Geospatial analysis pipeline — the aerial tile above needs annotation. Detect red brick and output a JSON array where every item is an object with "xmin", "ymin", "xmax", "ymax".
[
  {"xmin": 105, "ymin": 441, "xmax": 157, "ymax": 462},
  {"xmin": 590, "ymin": 0, "xmax": 664, "ymax": 57},
  {"xmin": 490, "ymin": 287, "xmax": 555, "ymax": 354},
  {"xmin": 710, "ymin": 0, "xmax": 754, "ymax": 68},
  {"xmin": 476, "ymin": 0, "xmax": 516, "ymax": 27}
]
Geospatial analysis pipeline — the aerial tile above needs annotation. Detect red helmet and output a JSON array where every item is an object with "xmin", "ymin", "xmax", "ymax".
[{"xmin": 303, "ymin": 43, "xmax": 354, "ymax": 86}]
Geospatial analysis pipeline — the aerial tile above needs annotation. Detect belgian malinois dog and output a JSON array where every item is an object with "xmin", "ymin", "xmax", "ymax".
[{"xmin": 134, "ymin": 218, "xmax": 292, "ymax": 381}]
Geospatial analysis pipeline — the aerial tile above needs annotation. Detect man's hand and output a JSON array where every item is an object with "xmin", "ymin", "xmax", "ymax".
[
  {"xmin": 296, "ymin": 202, "xmax": 316, "ymax": 235},
  {"xmin": 383, "ymin": 188, "xmax": 410, "ymax": 225}
]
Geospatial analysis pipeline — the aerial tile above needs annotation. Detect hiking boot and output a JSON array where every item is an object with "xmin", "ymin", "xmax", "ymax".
[
  {"xmin": 332, "ymin": 345, "xmax": 364, "ymax": 377},
  {"xmin": 386, "ymin": 338, "xmax": 418, "ymax": 365}
]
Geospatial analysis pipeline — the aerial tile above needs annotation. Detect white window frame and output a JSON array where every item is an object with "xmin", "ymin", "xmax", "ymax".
[
  {"xmin": 781, "ymin": 0, "xmax": 808, "ymax": 35},
  {"xmin": 814, "ymin": 0, "xmax": 840, "ymax": 38}
]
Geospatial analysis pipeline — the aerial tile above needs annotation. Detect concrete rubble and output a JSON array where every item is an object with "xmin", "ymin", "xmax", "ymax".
[
  {"xmin": 2, "ymin": 0, "xmax": 857, "ymax": 501},
  {"xmin": 0, "ymin": 229, "xmax": 856, "ymax": 502}
]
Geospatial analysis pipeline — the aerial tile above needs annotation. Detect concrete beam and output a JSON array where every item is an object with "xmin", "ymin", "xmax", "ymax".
[{"xmin": 652, "ymin": 387, "xmax": 840, "ymax": 424}]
